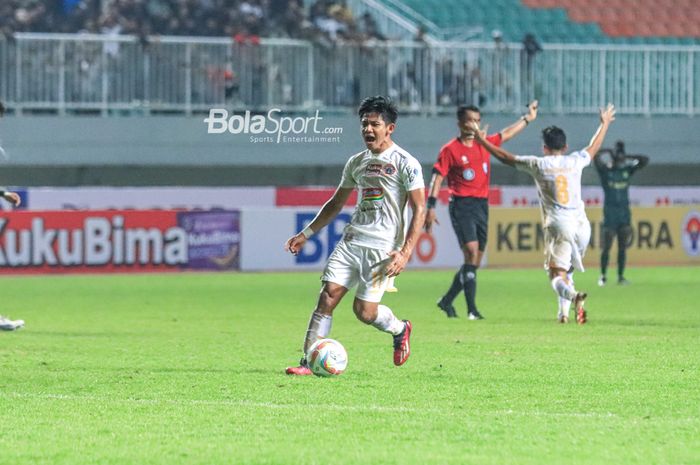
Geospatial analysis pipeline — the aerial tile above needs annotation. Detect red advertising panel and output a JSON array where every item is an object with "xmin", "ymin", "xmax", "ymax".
[{"xmin": 0, "ymin": 210, "xmax": 240, "ymax": 274}]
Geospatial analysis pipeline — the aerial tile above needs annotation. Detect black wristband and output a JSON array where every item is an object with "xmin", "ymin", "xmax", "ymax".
[
  {"xmin": 427, "ymin": 196, "xmax": 437, "ymax": 209},
  {"xmin": 0, "ymin": 190, "xmax": 5, "ymax": 197},
  {"xmin": 521, "ymin": 116, "xmax": 529, "ymax": 125}
]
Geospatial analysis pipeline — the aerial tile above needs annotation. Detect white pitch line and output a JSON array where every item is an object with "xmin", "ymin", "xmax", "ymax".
[
  {"xmin": 2, "ymin": 392, "xmax": 421, "ymax": 413},
  {"xmin": 2, "ymin": 392, "xmax": 623, "ymax": 419},
  {"xmin": 495, "ymin": 409, "xmax": 618, "ymax": 419}
]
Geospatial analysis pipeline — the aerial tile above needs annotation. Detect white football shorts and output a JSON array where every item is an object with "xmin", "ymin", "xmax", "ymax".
[
  {"xmin": 543, "ymin": 218, "xmax": 591, "ymax": 272},
  {"xmin": 321, "ymin": 240, "xmax": 392, "ymax": 303}
]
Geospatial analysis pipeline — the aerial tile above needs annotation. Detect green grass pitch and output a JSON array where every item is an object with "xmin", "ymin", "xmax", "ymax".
[{"xmin": 1, "ymin": 267, "xmax": 698, "ymax": 465}]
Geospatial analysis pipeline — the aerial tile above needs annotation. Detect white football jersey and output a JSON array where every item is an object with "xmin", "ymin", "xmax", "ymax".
[
  {"xmin": 340, "ymin": 143, "xmax": 424, "ymax": 250},
  {"xmin": 514, "ymin": 150, "xmax": 591, "ymax": 229}
]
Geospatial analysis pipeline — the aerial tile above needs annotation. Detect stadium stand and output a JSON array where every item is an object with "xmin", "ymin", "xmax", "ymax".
[
  {"xmin": 0, "ymin": 0, "xmax": 698, "ymax": 118},
  {"xmin": 2, "ymin": 0, "xmax": 697, "ymax": 44},
  {"xmin": 523, "ymin": 0, "xmax": 700, "ymax": 44},
  {"xmin": 0, "ymin": 2, "xmax": 698, "ymax": 190},
  {"xmin": 0, "ymin": 0, "xmax": 386, "ymax": 43},
  {"xmin": 388, "ymin": 0, "xmax": 700, "ymax": 44}
]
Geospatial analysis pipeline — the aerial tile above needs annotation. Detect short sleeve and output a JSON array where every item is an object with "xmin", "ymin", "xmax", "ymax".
[
  {"xmin": 513, "ymin": 155, "xmax": 540, "ymax": 175},
  {"xmin": 339, "ymin": 156, "xmax": 356, "ymax": 188},
  {"xmin": 402, "ymin": 157, "xmax": 425, "ymax": 191},
  {"xmin": 487, "ymin": 133, "xmax": 502, "ymax": 147},
  {"xmin": 574, "ymin": 150, "xmax": 592, "ymax": 169},
  {"xmin": 433, "ymin": 145, "xmax": 452, "ymax": 177}
]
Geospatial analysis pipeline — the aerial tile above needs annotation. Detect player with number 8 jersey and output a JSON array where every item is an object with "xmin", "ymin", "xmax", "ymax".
[{"xmin": 471, "ymin": 104, "xmax": 617, "ymax": 324}]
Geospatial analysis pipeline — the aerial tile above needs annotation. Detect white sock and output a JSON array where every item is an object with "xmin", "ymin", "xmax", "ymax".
[
  {"xmin": 558, "ymin": 297, "xmax": 572, "ymax": 318},
  {"xmin": 559, "ymin": 271, "xmax": 574, "ymax": 318},
  {"xmin": 302, "ymin": 310, "xmax": 333, "ymax": 355},
  {"xmin": 551, "ymin": 276, "xmax": 577, "ymax": 301},
  {"xmin": 370, "ymin": 304, "xmax": 405, "ymax": 336}
]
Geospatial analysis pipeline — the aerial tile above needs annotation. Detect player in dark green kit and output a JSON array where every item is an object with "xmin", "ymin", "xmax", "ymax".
[{"xmin": 594, "ymin": 141, "xmax": 649, "ymax": 286}]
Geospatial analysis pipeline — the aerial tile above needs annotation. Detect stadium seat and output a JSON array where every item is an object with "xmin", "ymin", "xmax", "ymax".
[{"xmin": 389, "ymin": 0, "xmax": 699, "ymax": 44}]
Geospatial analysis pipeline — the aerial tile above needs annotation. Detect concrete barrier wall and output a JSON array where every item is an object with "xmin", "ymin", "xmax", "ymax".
[{"xmin": 0, "ymin": 113, "xmax": 698, "ymax": 186}]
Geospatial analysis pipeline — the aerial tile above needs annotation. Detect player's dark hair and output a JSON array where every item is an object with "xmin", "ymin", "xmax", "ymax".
[
  {"xmin": 358, "ymin": 96, "xmax": 398, "ymax": 124},
  {"xmin": 542, "ymin": 126, "xmax": 567, "ymax": 150},
  {"xmin": 457, "ymin": 105, "xmax": 480, "ymax": 120}
]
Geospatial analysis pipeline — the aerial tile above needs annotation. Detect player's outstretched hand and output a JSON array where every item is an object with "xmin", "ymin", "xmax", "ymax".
[
  {"xmin": 600, "ymin": 103, "xmax": 616, "ymax": 125},
  {"xmin": 424, "ymin": 208, "xmax": 439, "ymax": 233},
  {"xmin": 284, "ymin": 233, "xmax": 306, "ymax": 256},
  {"xmin": 2, "ymin": 191, "xmax": 21, "ymax": 207},
  {"xmin": 526, "ymin": 100, "xmax": 539, "ymax": 121},
  {"xmin": 385, "ymin": 250, "xmax": 409, "ymax": 277}
]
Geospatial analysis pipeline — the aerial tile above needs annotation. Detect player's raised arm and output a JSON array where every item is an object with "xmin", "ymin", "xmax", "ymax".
[
  {"xmin": 470, "ymin": 122, "xmax": 517, "ymax": 167},
  {"xmin": 500, "ymin": 100, "xmax": 538, "ymax": 142},
  {"xmin": 629, "ymin": 154, "xmax": 650, "ymax": 169},
  {"xmin": 386, "ymin": 187, "xmax": 426, "ymax": 277},
  {"xmin": 284, "ymin": 186, "xmax": 354, "ymax": 255},
  {"xmin": 585, "ymin": 103, "xmax": 616, "ymax": 159}
]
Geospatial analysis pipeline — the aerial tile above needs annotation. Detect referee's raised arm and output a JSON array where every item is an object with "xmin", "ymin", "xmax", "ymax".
[{"xmin": 424, "ymin": 171, "xmax": 443, "ymax": 233}]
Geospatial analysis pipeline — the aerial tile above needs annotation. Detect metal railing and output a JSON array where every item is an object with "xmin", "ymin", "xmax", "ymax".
[
  {"xmin": 344, "ymin": 0, "xmax": 433, "ymax": 42},
  {"xmin": 1, "ymin": 33, "xmax": 698, "ymax": 115}
]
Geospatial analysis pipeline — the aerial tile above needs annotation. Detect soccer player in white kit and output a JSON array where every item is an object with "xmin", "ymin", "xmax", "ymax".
[
  {"xmin": 0, "ymin": 192, "xmax": 24, "ymax": 331},
  {"xmin": 284, "ymin": 96, "xmax": 426, "ymax": 375},
  {"xmin": 0, "ymin": 101, "xmax": 25, "ymax": 331},
  {"xmin": 0, "ymin": 186, "xmax": 24, "ymax": 331},
  {"xmin": 471, "ymin": 104, "xmax": 616, "ymax": 324}
]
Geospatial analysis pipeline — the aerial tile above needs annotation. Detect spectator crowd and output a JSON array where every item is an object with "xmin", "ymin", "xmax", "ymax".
[{"xmin": 0, "ymin": 0, "xmax": 386, "ymax": 44}]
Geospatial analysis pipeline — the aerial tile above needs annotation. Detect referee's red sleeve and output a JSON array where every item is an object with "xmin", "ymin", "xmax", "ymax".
[
  {"xmin": 433, "ymin": 146, "xmax": 450, "ymax": 177},
  {"xmin": 488, "ymin": 133, "xmax": 503, "ymax": 147}
]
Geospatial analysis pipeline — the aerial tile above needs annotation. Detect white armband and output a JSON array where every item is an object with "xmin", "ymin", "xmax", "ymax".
[{"xmin": 301, "ymin": 226, "xmax": 315, "ymax": 239}]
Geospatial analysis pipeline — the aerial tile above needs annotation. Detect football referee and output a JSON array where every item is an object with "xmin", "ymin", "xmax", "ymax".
[{"xmin": 424, "ymin": 101, "xmax": 538, "ymax": 319}]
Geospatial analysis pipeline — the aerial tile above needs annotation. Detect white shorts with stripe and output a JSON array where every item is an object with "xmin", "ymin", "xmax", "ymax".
[{"xmin": 321, "ymin": 240, "xmax": 391, "ymax": 303}]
